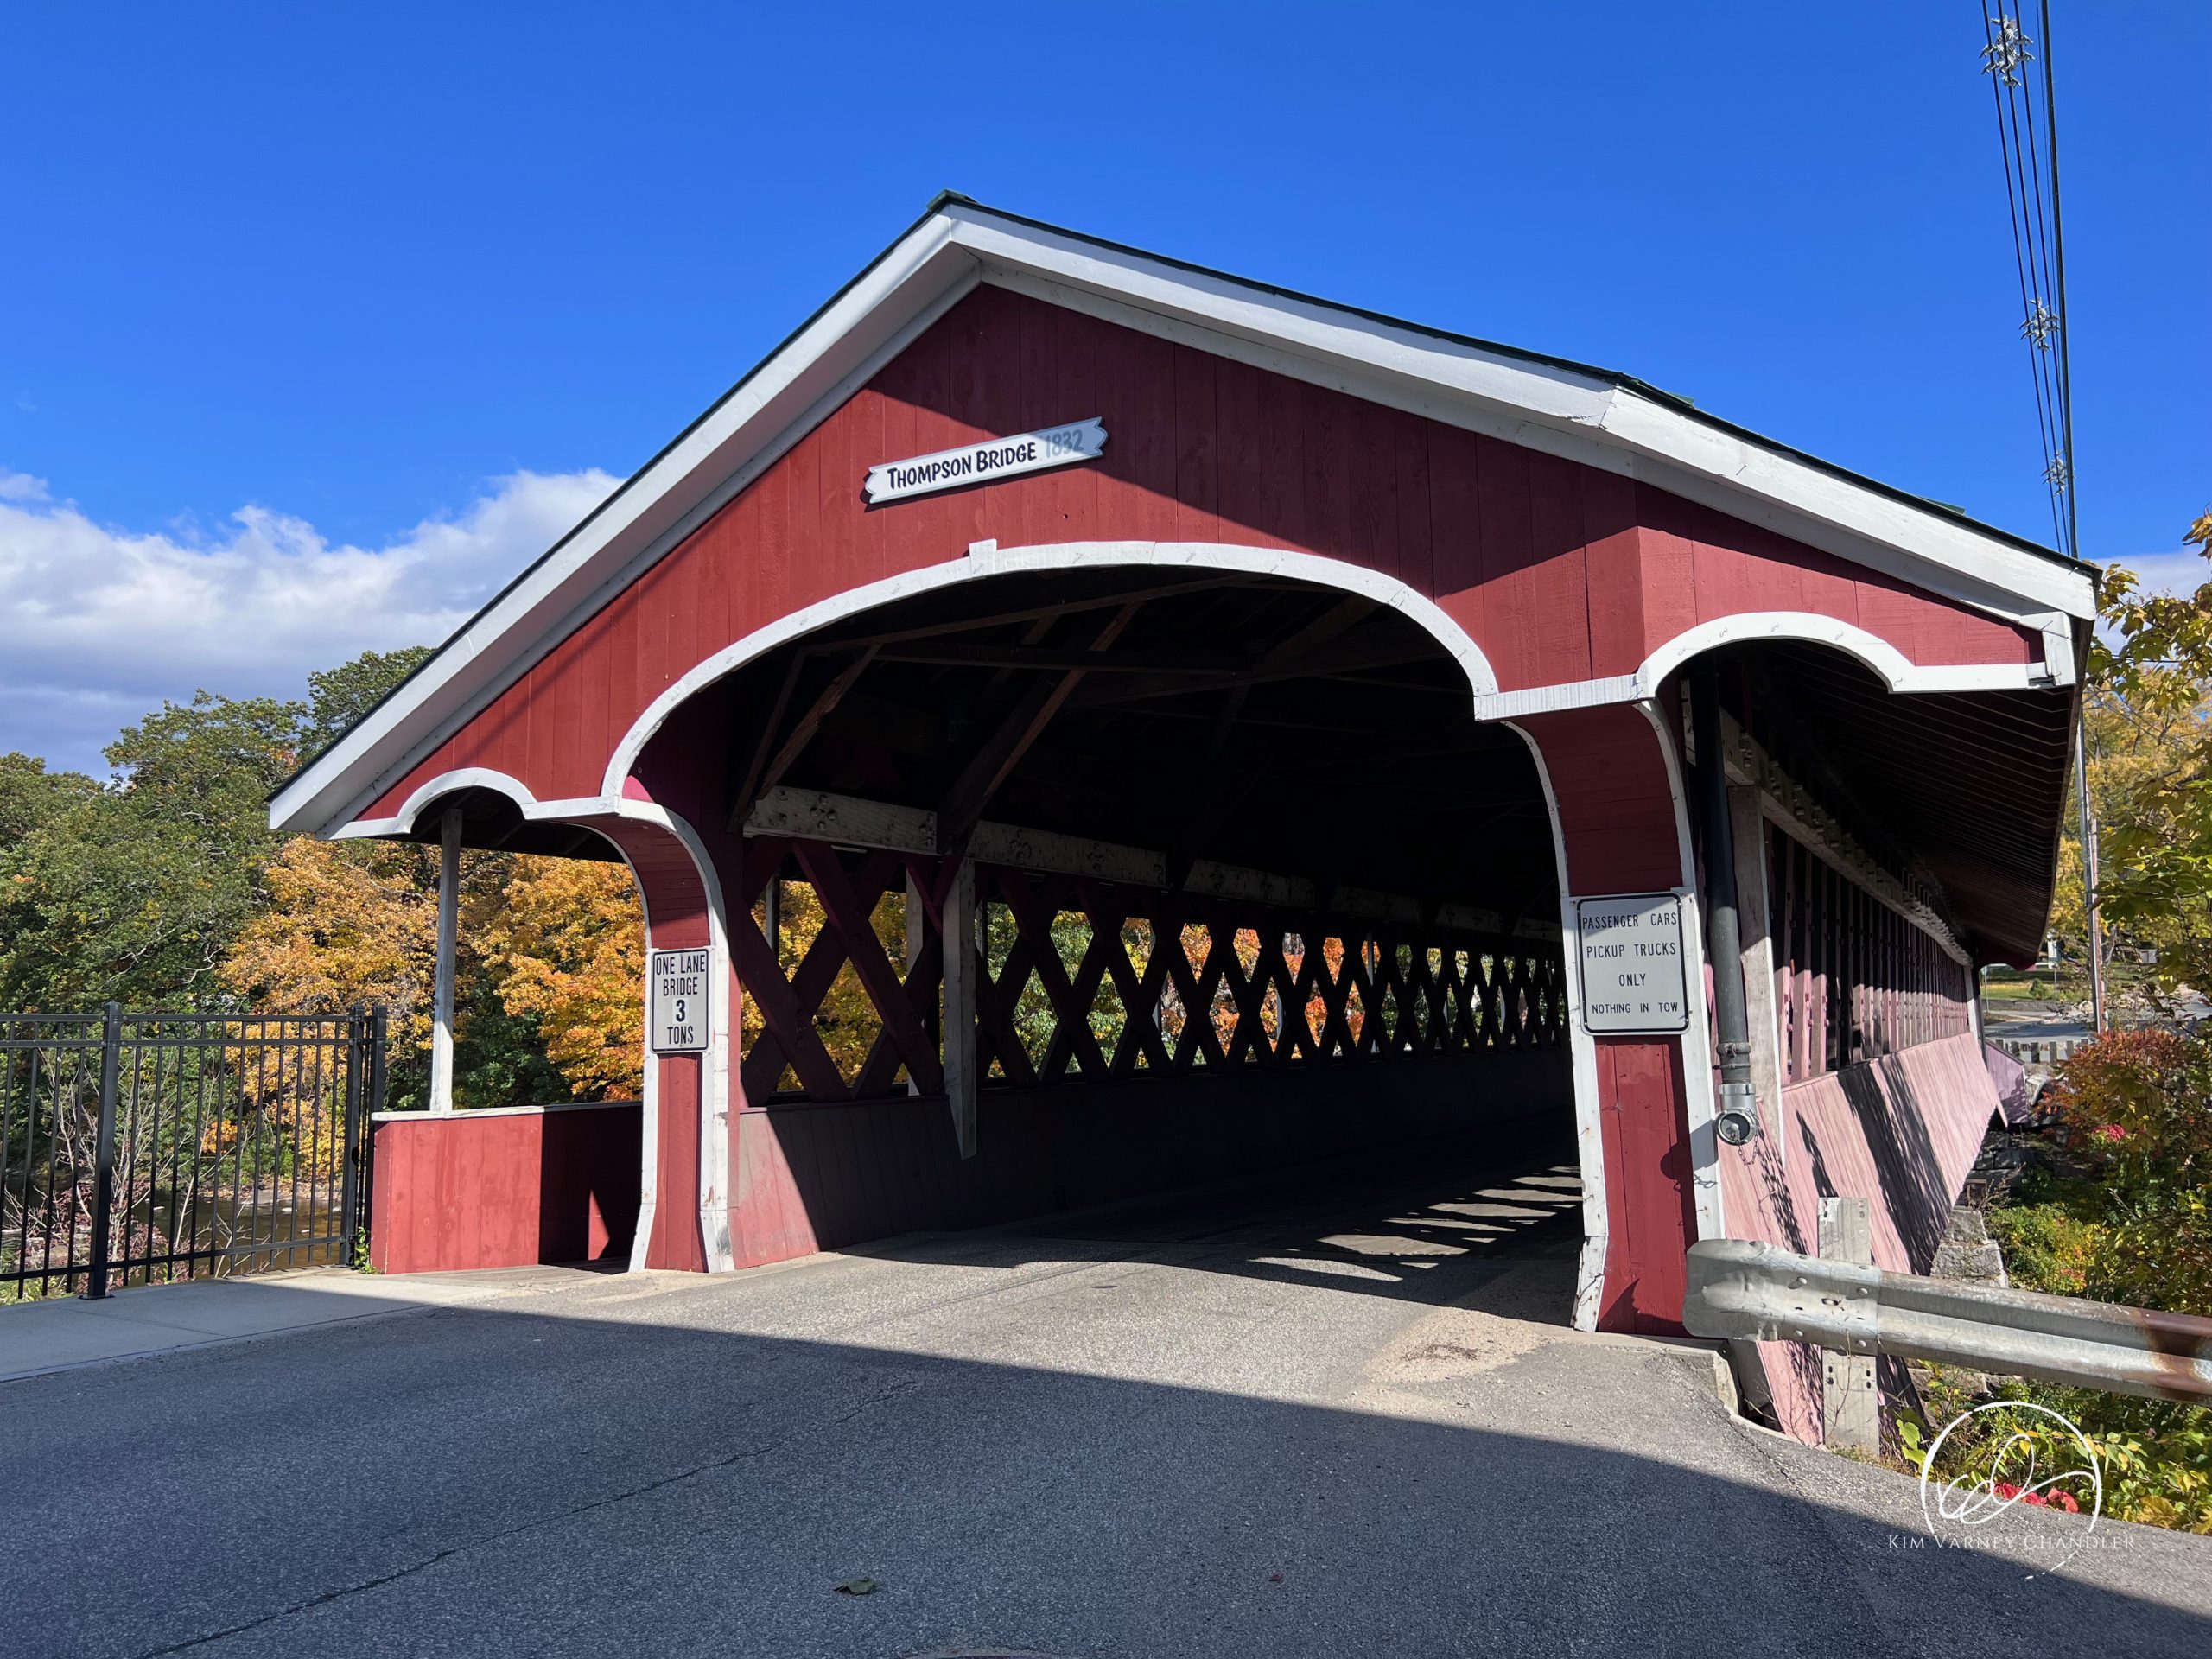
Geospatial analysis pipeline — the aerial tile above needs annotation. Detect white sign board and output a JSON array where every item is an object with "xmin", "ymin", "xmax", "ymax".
[
  {"xmin": 649, "ymin": 948, "xmax": 711, "ymax": 1053},
  {"xmin": 862, "ymin": 418, "xmax": 1107, "ymax": 505},
  {"xmin": 1574, "ymin": 893, "xmax": 1690, "ymax": 1033}
]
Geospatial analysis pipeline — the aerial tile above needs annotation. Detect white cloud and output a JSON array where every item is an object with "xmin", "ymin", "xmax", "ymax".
[
  {"xmin": 0, "ymin": 468, "xmax": 619, "ymax": 773},
  {"xmin": 2102, "ymin": 546, "xmax": 2207, "ymax": 599}
]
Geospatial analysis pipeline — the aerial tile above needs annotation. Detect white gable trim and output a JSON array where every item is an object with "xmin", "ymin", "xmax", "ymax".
[
  {"xmin": 274, "ymin": 200, "xmax": 2095, "ymax": 840},
  {"xmin": 270, "ymin": 216, "xmax": 982, "ymax": 837}
]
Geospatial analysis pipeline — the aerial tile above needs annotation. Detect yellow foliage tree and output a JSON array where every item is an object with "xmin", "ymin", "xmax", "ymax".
[
  {"xmin": 219, "ymin": 836, "xmax": 440, "ymax": 1051},
  {"xmin": 473, "ymin": 855, "xmax": 646, "ymax": 1101}
]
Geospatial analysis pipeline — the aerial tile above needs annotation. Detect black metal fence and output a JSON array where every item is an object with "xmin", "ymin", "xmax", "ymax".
[{"xmin": 1, "ymin": 1007, "xmax": 385, "ymax": 1301}]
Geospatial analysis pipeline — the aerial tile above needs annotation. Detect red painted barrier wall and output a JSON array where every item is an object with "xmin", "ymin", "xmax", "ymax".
[
  {"xmin": 1719, "ymin": 1031, "xmax": 2002, "ymax": 1440},
  {"xmin": 369, "ymin": 1103, "xmax": 642, "ymax": 1275}
]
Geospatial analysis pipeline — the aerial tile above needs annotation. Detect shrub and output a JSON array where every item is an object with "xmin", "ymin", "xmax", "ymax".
[
  {"xmin": 1986, "ymin": 1201, "xmax": 2102, "ymax": 1298},
  {"xmin": 2042, "ymin": 1028, "xmax": 2212, "ymax": 1316}
]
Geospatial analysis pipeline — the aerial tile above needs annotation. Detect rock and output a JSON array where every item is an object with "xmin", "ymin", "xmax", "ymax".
[{"xmin": 1930, "ymin": 1206, "xmax": 2009, "ymax": 1287}]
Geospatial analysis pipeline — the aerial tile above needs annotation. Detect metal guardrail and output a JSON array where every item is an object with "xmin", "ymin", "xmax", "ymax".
[
  {"xmin": 1683, "ymin": 1238, "xmax": 2212, "ymax": 1402},
  {"xmin": 1991, "ymin": 1035, "xmax": 2084, "ymax": 1066}
]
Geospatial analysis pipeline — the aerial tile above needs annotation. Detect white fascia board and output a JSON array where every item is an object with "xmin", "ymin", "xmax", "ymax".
[
  {"xmin": 947, "ymin": 207, "xmax": 2095, "ymax": 626},
  {"xmin": 947, "ymin": 214, "xmax": 1618, "ymax": 435},
  {"xmin": 270, "ymin": 214, "xmax": 981, "ymax": 837}
]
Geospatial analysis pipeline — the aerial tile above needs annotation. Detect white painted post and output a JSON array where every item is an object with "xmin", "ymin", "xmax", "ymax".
[
  {"xmin": 1819, "ymin": 1195, "xmax": 1878, "ymax": 1454},
  {"xmin": 429, "ymin": 807, "xmax": 461, "ymax": 1114},
  {"xmin": 942, "ymin": 859, "xmax": 978, "ymax": 1158}
]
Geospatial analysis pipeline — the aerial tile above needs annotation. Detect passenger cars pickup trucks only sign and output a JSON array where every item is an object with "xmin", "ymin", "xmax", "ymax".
[
  {"xmin": 862, "ymin": 418, "xmax": 1107, "ymax": 504},
  {"xmin": 649, "ymin": 949, "xmax": 710, "ymax": 1053},
  {"xmin": 1574, "ymin": 893, "xmax": 1690, "ymax": 1034}
]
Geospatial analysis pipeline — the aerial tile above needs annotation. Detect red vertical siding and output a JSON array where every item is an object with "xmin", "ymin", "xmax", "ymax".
[
  {"xmin": 360, "ymin": 287, "xmax": 2041, "ymax": 822},
  {"xmin": 368, "ymin": 1104, "xmax": 641, "ymax": 1275}
]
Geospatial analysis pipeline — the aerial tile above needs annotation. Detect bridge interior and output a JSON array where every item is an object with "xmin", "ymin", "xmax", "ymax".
[{"xmin": 640, "ymin": 566, "xmax": 1580, "ymax": 1264}]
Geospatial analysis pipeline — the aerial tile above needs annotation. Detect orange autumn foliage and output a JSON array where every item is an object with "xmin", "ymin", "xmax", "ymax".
[
  {"xmin": 474, "ymin": 856, "xmax": 646, "ymax": 1101},
  {"xmin": 219, "ymin": 836, "xmax": 440, "ymax": 1052},
  {"xmin": 223, "ymin": 837, "xmax": 647, "ymax": 1104}
]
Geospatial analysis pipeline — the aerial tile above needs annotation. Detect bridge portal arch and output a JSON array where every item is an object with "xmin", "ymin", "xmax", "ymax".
[{"xmin": 616, "ymin": 555, "xmax": 1611, "ymax": 1319}]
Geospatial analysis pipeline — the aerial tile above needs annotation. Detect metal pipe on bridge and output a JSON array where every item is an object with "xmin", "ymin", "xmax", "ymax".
[
  {"xmin": 1690, "ymin": 666, "xmax": 1760, "ymax": 1147},
  {"xmin": 1683, "ymin": 1237, "xmax": 2212, "ymax": 1402}
]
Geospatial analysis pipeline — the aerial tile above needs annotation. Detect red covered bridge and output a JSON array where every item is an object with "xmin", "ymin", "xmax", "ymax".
[{"xmin": 272, "ymin": 196, "xmax": 2097, "ymax": 1441}]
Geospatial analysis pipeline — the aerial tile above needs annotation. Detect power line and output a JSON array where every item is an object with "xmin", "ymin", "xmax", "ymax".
[
  {"xmin": 2042, "ymin": 0, "xmax": 2082, "ymax": 563},
  {"xmin": 1979, "ymin": 4, "xmax": 2075, "ymax": 557},
  {"xmin": 1980, "ymin": 4, "xmax": 2103, "ymax": 1030}
]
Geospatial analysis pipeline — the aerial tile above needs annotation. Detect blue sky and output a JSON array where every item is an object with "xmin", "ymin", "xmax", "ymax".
[{"xmin": 3, "ymin": 2, "xmax": 2205, "ymax": 772}]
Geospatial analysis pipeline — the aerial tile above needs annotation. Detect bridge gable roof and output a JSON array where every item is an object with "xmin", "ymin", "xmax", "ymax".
[{"xmin": 272, "ymin": 194, "xmax": 2096, "ymax": 836}]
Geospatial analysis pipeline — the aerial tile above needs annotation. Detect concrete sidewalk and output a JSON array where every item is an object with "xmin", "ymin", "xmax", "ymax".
[{"xmin": 0, "ymin": 1264, "xmax": 601, "ymax": 1382}]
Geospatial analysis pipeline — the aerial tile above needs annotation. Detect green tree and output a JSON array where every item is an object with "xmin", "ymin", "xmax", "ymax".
[
  {"xmin": 0, "ymin": 692, "xmax": 300, "ymax": 1007},
  {"xmin": 299, "ymin": 645, "xmax": 435, "ymax": 760},
  {"xmin": 2082, "ymin": 507, "xmax": 2212, "ymax": 998}
]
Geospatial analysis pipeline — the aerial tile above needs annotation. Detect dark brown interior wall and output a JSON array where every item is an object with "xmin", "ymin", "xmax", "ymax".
[{"xmin": 730, "ymin": 1048, "xmax": 1573, "ymax": 1264}]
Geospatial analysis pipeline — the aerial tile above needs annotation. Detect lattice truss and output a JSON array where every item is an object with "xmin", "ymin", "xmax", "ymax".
[
  {"xmin": 1765, "ymin": 819, "xmax": 1972, "ymax": 1087},
  {"xmin": 734, "ymin": 836, "xmax": 1567, "ymax": 1105}
]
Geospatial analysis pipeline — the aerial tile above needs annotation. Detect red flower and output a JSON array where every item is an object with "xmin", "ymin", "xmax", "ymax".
[{"xmin": 2097, "ymin": 1124, "xmax": 2127, "ymax": 1142}]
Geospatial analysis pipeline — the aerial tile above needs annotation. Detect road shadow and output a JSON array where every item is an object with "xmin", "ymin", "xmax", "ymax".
[
  {"xmin": 842, "ymin": 1121, "xmax": 1587, "ymax": 1324},
  {"xmin": 4, "ymin": 1281, "xmax": 2208, "ymax": 1657}
]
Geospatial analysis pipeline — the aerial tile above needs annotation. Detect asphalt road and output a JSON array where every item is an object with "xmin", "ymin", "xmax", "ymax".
[{"xmin": 5, "ymin": 1136, "xmax": 2210, "ymax": 1658}]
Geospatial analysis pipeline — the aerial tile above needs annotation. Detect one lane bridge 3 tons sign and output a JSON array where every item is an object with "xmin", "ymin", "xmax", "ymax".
[
  {"xmin": 1573, "ymin": 893, "xmax": 1690, "ymax": 1034},
  {"xmin": 649, "ymin": 949, "xmax": 711, "ymax": 1053}
]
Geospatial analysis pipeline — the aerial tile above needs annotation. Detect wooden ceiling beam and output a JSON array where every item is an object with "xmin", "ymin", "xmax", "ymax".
[
  {"xmin": 725, "ymin": 646, "xmax": 878, "ymax": 830},
  {"xmin": 937, "ymin": 601, "xmax": 1144, "ymax": 846},
  {"xmin": 875, "ymin": 641, "xmax": 1255, "ymax": 674}
]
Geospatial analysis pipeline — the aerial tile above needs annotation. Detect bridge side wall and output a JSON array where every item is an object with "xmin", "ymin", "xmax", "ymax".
[
  {"xmin": 731, "ymin": 1050, "xmax": 1570, "ymax": 1267},
  {"xmin": 1719, "ymin": 1033, "xmax": 2000, "ymax": 1441},
  {"xmin": 1713, "ymin": 804, "xmax": 1995, "ymax": 1440}
]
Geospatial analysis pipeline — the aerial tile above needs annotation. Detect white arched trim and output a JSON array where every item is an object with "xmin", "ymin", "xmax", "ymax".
[
  {"xmin": 336, "ymin": 767, "xmax": 736, "ymax": 1276},
  {"xmin": 1471, "ymin": 610, "xmax": 2067, "ymax": 722},
  {"xmin": 1632, "ymin": 699, "xmax": 1726, "ymax": 1244},
  {"xmin": 601, "ymin": 539, "xmax": 1503, "ymax": 797},
  {"xmin": 1501, "ymin": 721, "xmax": 1613, "ymax": 1335}
]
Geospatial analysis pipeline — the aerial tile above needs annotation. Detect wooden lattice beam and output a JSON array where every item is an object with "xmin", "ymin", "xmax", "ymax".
[{"xmin": 730, "ymin": 844, "xmax": 1569, "ymax": 1107}]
